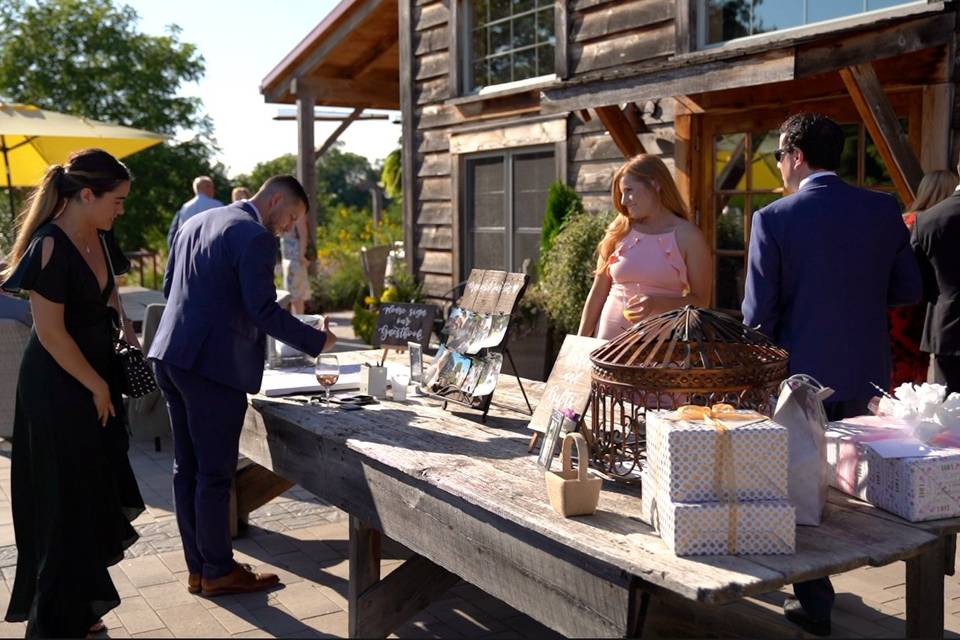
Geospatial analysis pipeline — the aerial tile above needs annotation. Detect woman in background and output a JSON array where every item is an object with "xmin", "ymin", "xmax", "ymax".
[
  {"xmin": 890, "ymin": 169, "xmax": 959, "ymax": 388},
  {"xmin": 578, "ymin": 154, "xmax": 711, "ymax": 340}
]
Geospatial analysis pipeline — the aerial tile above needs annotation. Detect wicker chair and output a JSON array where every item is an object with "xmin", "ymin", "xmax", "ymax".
[{"xmin": 0, "ymin": 319, "xmax": 31, "ymax": 439}]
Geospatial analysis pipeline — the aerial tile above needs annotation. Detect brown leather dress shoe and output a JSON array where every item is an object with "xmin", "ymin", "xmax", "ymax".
[
  {"xmin": 201, "ymin": 563, "xmax": 280, "ymax": 597},
  {"xmin": 187, "ymin": 573, "xmax": 201, "ymax": 594}
]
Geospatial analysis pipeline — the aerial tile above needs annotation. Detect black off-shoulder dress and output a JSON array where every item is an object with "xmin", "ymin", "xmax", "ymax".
[{"xmin": 1, "ymin": 223, "xmax": 144, "ymax": 638}]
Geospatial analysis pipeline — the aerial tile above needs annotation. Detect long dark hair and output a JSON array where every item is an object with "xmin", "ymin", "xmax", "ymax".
[{"xmin": 2, "ymin": 148, "xmax": 130, "ymax": 281}]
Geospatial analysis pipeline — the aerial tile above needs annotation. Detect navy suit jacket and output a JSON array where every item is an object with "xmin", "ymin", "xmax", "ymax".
[
  {"xmin": 149, "ymin": 201, "xmax": 327, "ymax": 393},
  {"xmin": 742, "ymin": 174, "xmax": 921, "ymax": 402}
]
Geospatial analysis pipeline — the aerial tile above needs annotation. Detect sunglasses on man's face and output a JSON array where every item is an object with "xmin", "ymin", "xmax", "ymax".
[{"xmin": 774, "ymin": 148, "xmax": 791, "ymax": 163}]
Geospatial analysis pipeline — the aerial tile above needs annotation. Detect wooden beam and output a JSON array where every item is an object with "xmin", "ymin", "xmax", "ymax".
[
  {"xmin": 554, "ymin": 0, "xmax": 569, "ymax": 79},
  {"xmin": 906, "ymin": 537, "xmax": 945, "ymax": 639},
  {"xmin": 594, "ymin": 105, "xmax": 646, "ymax": 158},
  {"xmin": 273, "ymin": 113, "xmax": 388, "ymax": 122},
  {"xmin": 673, "ymin": 101, "xmax": 701, "ymax": 223},
  {"xmin": 346, "ymin": 29, "xmax": 399, "ymax": 79},
  {"xmin": 293, "ymin": 79, "xmax": 318, "ymax": 268},
  {"xmin": 398, "ymin": 0, "xmax": 416, "ymax": 276},
  {"xmin": 839, "ymin": 63, "xmax": 923, "ymax": 203},
  {"xmin": 348, "ymin": 516, "xmax": 382, "ymax": 638},
  {"xmin": 541, "ymin": 50, "xmax": 794, "ymax": 114},
  {"xmin": 315, "ymin": 107, "xmax": 364, "ymax": 159},
  {"xmin": 354, "ymin": 553, "xmax": 460, "ymax": 637},
  {"xmin": 293, "ymin": 76, "xmax": 398, "ymax": 108},
  {"xmin": 921, "ymin": 83, "xmax": 954, "ymax": 171},
  {"xmin": 234, "ymin": 464, "xmax": 294, "ymax": 519},
  {"xmin": 675, "ymin": 95, "xmax": 704, "ymax": 114}
]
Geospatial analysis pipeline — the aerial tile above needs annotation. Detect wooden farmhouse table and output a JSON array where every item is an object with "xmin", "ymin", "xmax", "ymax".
[{"xmin": 239, "ymin": 350, "xmax": 947, "ymax": 638}]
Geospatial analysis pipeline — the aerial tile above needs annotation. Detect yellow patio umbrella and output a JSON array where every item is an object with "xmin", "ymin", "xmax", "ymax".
[{"xmin": 0, "ymin": 103, "xmax": 166, "ymax": 216}]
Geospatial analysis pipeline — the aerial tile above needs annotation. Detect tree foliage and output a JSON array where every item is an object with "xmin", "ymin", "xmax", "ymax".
[
  {"xmin": 381, "ymin": 148, "xmax": 402, "ymax": 199},
  {"xmin": 539, "ymin": 181, "xmax": 584, "ymax": 272},
  {"xmin": 0, "ymin": 0, "xmax": 222, "ymax": 251}
]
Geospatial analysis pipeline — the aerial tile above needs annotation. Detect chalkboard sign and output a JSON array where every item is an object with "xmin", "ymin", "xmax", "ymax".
[
  {"xmin": 374, "ymin": 303, "xmax": 438, "ymax": 347},
  {"xmin": 528, "ymin": 334, "xmax": 605, "ymax": 434}
]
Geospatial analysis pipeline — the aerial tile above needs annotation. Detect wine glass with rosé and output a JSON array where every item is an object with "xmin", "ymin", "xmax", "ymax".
[{"xmin": 314, "ymin": 354, "xmax": 340, "ymax": 414}]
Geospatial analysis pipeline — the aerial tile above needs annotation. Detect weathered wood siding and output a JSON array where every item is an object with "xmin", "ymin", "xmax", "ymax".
[{"xmin": 408, "ymin": 0, "xmax": 680, "ymax": 298}]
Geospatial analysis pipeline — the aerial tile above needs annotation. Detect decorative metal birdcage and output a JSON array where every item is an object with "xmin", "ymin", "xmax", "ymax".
[{"xmin": 587, "ymin": 306, "xmax": 789, "ymax": 483}]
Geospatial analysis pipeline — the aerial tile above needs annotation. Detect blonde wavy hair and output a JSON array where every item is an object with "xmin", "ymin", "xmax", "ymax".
[
  {"xmin": 909, "ymin": 170, "xmax": 958, "ymax": 212},
  {"xmin": 594, "ymin": 154, "xmax": 688, "ymax": 274}
]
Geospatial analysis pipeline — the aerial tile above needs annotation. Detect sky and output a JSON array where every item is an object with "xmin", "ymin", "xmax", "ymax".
[{"xmin": 123, "ymin": 0, "xmax": 402, "ymax": 179}]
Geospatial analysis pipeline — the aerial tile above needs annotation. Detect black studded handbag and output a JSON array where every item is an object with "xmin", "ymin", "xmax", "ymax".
[{"xmin": 102, "ymin": 237, "xmax": 158, "ymax": 398}]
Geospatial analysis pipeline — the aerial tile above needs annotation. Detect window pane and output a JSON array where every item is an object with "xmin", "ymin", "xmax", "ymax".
[
  {"xmin": 471, "ymin": 58, "xmax": 487, "ymax": 88},
  {"xmin": 489, "ymin": 53, "xmax": 511, "ymax": 84},
  {"xmin": 490, "ymin": 21, "xmax": 511, "ymax": 54},
  {"xmin": 471, "ymin": 1, "xmax": 488, "ymax": 27},
  {"xmin": 751, "ymin": 192, "xmax": 781, "ymax": 214},
  {"xmin": 808, "ymin": 0, "xmax": 864, "ymax": 22},
  {"xmin": 837, "ymin": 124, "xmax": 859, "ymax": 184},
  {"xmin": 513, "ymin": 151, "xmax": 554, "ymax": 228},
  {"xmin": 473, "ymin": 231, "xmax": 506, "ymax": 270},
  {"xmin": 514, "ymin": 12, "xmax": 536, "ymax": 48},
  {"xmin": 868, "ymin": 0, "xmax": 918, "ymax": 9},
  {"xmin": 750, "ymin": 130, "xmax": 781, "ymax": 192},
  {"xmin": 705, "ymin": 0, "xmax": 750, "ymax": 44},
  {"xmin": 490, "ymin": 0, "xmax": 510, "ymax": 22},
  {"xmin": 536, "ymin": 43, "xmax": 554, "ymax": 76},
  {"xmin": 864, "ymin": 130, "xmax": 893, "ymax": 187},
  {"xmin": 716, "ymin": 195, "xmax": 745, "ymax": 250},
  {"xmin": 471, "ymin": 158, "xmax": 504, "ymax": 228},
  {"xmin": 513, "ymin": 47, "xmax": 537, "ymax": 81},
  {"xmin": 514, "ymin": 230, "xmax": 542, "ymax": 276},
  {"xmin": 751, "ymin": 0, "xmax": 803, "ymax": 35},
  {"xmin": 716, "ymin": 254, "xmax": 745, "ymax": 312},
  {"xmin": 512, "ymin": 0, "xmax": 534, "ymax": 14},
  {"xmin": 471, "ymin": 28, "xmax": 487, "ymax": 60},
  {"xmin": 536, "ymin": 6, "xmax": 554, "ymax": 43},
  {"xmin": 715, "ymin": 133, "xmax": 747, "ymax": 191}
]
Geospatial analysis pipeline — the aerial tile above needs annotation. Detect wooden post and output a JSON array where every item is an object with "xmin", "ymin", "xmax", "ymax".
[
  {"xmin": 905, "ymin": 537, "xmax": 945, "ymax": 639},
  {"xmin": 921, "ymin": 83, "xmax": 955, "ymax": 172},
  {"xmin": 315, "ymin": 107, "xmax": 364, "ymax": 159},
  {"xmin": 348, "ymin": 516, "xmax": 382, "ymax": 637},
  {"xmin": 398, "ymin": 0, "xmax": 416, "ymax": 276},
  {"xmin": 293, "ymin": 78, "xmax": 318, "ymax": 273},
  {"xmin": 838, "ymin": 63, "xmax": 923, "ymax": 204},
  {"xmin": 594, "ymin": 105, "xmax": 647, "ymax": 159},
  {"xmin": 673, "ymin": 98, "xmax": 702, "ymax": 219}
]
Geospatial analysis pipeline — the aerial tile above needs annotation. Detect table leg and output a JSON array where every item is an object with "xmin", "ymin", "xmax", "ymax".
[
  {"xmin": 348, "ymin": 516, "xmax": 382, "ymax": 638},
  {"xmin": 906, "ymin": 537, "xmax": 945, "ymax": 639}
]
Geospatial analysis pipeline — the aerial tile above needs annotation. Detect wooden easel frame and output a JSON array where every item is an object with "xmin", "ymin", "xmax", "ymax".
[{"xmin": 425, "ymin": 269, "xmax": 533, "ymax": 422}]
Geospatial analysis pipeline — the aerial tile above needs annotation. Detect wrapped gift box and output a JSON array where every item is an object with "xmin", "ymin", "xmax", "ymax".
[
  {"xmin": 641, "ymin": 471, "xmax": 795, "ymax": 556},
  {"xmin": 826, "ymin": 416, "xmax": 960, "ymax": 522},
  {"xmin": 646, "ymin": 409, "xmax": 789, "ymax": 503}
]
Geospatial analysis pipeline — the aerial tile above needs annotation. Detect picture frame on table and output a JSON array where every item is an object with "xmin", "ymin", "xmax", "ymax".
[
  {"xmin": 408, "ymin": 342, "xmax": 423, "ymax": 384},
  {"xmin": 537, "ymin": 409, "xmax": 567, "ymax": 471}
]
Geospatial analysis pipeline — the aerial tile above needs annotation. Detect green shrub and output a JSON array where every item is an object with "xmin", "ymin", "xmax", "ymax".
[
  {"xmin": 539, "ymin": 181, "xmax": 584, "ymax": 276},
  {"xmin": 352, "ymin": 301, "xmax": 378, "ymax": 345},
  {"xmin": 538, "ymin": 210, "xmax": 615, "ymax": 335}
]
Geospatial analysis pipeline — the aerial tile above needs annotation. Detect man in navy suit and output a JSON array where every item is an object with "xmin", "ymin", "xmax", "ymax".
[
  {"xmin": 742, "ymin": 113, "xmax": 921, "ymax": 635},
  {"xmin": 149, "ymin": 175, "xmax": 336, "ymax": 596}
]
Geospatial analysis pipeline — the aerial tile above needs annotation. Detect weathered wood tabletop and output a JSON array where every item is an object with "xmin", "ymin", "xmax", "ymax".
[{"xmin": 240, "ymin": 350, "xmax": 945, "ymax": 638}]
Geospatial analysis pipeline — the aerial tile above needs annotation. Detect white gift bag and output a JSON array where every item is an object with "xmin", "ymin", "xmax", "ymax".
[{"xmin": 773, "ymin": 374, "xmax": 834, "ymax": 526}]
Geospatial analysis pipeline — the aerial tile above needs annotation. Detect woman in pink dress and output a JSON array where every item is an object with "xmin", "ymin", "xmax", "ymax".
[{"xmin": 579, "ymin": 154, "xmax": 712, "ymax": 340}]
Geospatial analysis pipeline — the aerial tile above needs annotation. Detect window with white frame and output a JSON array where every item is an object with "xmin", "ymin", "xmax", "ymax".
[
  {"xmin": 695, "ymin": 0, "xmax": 925, "ymax": 48},
  {"xmin": 464, "ymin": 147, "xmax": 555, "ymax": 276},
  {"xmin": 465, "ymin": 0, "xmax": 555, "ymax": 92}
]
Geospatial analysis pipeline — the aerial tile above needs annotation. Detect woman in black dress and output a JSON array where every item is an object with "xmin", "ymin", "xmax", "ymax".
[{"xmin": 0, "ymin": 148, "xmax": 145, "ymax": 637}]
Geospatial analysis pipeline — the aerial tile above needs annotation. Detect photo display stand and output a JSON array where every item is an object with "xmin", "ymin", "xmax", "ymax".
[{"xmin": 421, "ymin": 269, "xmax": 530, "ymax": 422}]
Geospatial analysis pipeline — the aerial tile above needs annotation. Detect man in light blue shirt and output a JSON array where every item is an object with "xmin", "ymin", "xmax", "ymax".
[{"xmin": 167, "ymin": 176, "xmax": 224, "ymax": 248}]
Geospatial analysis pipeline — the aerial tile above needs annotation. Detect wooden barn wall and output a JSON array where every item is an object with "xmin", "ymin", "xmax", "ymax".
[{"xmin": 568, "ymin": 0, "xmax": 676, "ymax": 76}]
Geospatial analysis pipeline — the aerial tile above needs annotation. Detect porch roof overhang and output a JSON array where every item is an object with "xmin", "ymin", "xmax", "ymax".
[
  {"xmin": 539, "ymin": 2, "xmax": 953, "ymax": 115},
  {"xmin": 260, "ymin": 0, "xmax": 399, "ymax": 109}
]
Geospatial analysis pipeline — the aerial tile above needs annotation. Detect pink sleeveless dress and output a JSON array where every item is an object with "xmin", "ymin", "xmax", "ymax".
[{"xmin": 596, "ymin": 228, "xmax": 690, "ymax": 340}]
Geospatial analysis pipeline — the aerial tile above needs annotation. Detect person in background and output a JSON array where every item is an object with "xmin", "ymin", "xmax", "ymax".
[
  {"xmin": 577, "ymin": 154, "xmax": 711, "ymax": 340},
  {"xmin": 280, "ymin": 206, "xmax": 311, "ymax": 315},
  {"xmin": 150, "ymin": 175, "xmax": 336, "ymax": 597},
  {"xmin": 0, "ymin": 149, "xmax": 145, "ymax": 637},
  {"xmin": 166, "ymin": 175, "xmax": 223, "ymax": 248},
  {"xmin": 231, "ymin": 186, "xmax": 251, "ymax": 202},
  {"xmin": 742, "ymin": 112, "xmax": 921, "ymax": 636},
  {"xmin": 890, "ymin": 170, "xmax": 958, "ymax": 388},
  {"xmin": 912, "ymin": 157, "xmax": 960, "ymax": 395}
]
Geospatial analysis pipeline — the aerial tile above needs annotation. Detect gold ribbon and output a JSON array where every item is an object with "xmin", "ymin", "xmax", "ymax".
[{"xmin": 672, "ymin": 404, "xmax": 766, "ymax": 553}]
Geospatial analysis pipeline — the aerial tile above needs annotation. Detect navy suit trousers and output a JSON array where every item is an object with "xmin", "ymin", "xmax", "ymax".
[{"xmin": 154, "ymin": 360, "xmax": 248, "ymax": 579}]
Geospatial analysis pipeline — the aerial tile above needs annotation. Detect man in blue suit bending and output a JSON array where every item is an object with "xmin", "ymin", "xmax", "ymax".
[
  {"xmin": 150, "ymin": 175, "xmax": 336, "ymax": 597},
  {"xmin": 743, "ymin": 113, "xmax": 921, "ymax": 635}
]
